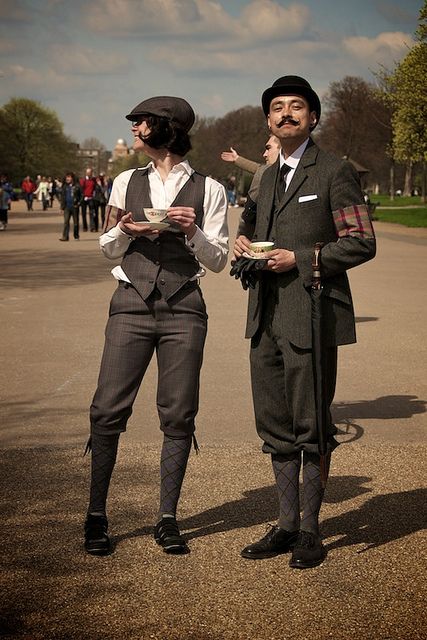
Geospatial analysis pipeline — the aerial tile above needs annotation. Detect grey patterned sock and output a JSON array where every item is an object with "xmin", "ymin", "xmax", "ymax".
[
  {"xmin": 301, "ymin": 451, "xmax": 330, "ymax": 534},
  {"xmin": 271, "ymin": 452, "xmax": 301, "ymax": 531},
  {"xmin": 158, "ymin": 434, "xmax": 192, "ymax": 521},
  {"xmin": 87, "ymin": 433, "xmax": 120, "ymax": 516}
]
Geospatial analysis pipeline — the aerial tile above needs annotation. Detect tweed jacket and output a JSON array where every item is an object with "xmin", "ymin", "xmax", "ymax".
[{"xmin": 245, "ymin": 139, "xmax": 376, "ymax": 348}]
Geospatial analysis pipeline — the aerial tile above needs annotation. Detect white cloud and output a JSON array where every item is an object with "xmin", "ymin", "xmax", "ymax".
[
  {"xmin": 50, "ymin": 44, "xmax": 129, "ymax": 74},
  {"xmin": 0, "ymin": 0, "xmax": 31, "ymax": 22},
  {"xmin": 240, "ymin": 0, "xmax": 310, "ymax": 40},
  {"xmin": 199, "ymin": 93, "xmax": 226, "ymax": 112},
  {"xmin": 5, "ymin": 64, "xmax": 75, "ymax": 90},
  {"xmin": 149, "ymin": 38, "xmax": 335, "ymax": 75},
  {"xmin": 0, "ymin": 39, "xmax": 17, "ymax": 54},
  {"xmin": 85, "ymin": 0, "xmax": 311, "ymax": 43},
  {"xmin": 343, "ymin": 31, "xmax": 414, "ymax": 65},
  {"xmin": 85, "ymin": 0, "xmax": 232, "ymax": 36}
]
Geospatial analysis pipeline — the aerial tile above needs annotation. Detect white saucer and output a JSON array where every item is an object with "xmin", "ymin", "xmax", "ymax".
[
  {"xmin": 242, "ymin": 251, "xmax": 268, "ymax": 260},
  {"xmin": 134, "ymin": 221, "xmax": 170, "ymax": 230}
]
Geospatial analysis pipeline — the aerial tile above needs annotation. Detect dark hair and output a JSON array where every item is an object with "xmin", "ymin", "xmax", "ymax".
[
  {"xmin": 63, "ymin": 172, "xmax": 76, "ymax": 184},
  {"xmin": 141, "ymin": 115, "xmax": 192, "ymax": 156}
]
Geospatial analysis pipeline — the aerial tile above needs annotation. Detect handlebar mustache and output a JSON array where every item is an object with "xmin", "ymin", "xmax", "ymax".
[{"xmin": 277, "ymin": 117, "xmax": 300, "ymax": 127}]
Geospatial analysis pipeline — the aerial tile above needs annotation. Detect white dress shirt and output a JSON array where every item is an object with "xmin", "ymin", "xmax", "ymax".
[
  {"xmin": 100, "ymin": 160, "xmax": 229, "ymax": 281},
  {"xmin": 279, "ymin": 138, "xmax": 310, "ymax": 190}
]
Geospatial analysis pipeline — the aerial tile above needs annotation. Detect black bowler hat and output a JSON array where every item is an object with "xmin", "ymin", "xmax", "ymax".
[
  {"xmin": 262, "ymin": 76, "xmax": 321, "ymax": 124},
  {"xmin": 125, "ymin": 96, "xmax": 195, "ymax": 132}
]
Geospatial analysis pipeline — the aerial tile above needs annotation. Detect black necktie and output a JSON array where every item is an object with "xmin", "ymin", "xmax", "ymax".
[{"xmin": 276, "ymin": 163, "xmax": 292, "ymax": 200}]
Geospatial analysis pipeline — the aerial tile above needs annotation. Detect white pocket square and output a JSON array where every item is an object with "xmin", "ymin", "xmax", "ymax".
[{"xmin": 298, "ymin": 194, "xmax": 318, "ymax": 202}]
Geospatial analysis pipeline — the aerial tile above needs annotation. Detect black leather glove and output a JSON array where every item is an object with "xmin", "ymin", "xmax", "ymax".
[{"xmin": 230, "ymin": 256, "xmax": 267, "ymax": 290}]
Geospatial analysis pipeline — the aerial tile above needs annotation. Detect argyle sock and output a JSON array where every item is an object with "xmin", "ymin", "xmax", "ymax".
[
  {"xmin": 87, "ymin": 433, "xmax": 120, "ymax": 516},
  {"xmin": 300, "ymin": 451, "xmax": 330, "ymax": 534},
  {"xmin": 158, "ymin": 434, "xmax": 192, "ymax": 522},
  {"xmin": 271, "ymin": 452, "xmax": 302, "ymax": 531}
]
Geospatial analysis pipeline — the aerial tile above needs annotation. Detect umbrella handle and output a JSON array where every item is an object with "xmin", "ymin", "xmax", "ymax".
[
  {"xmin": 320, "ymin": 454, "xmax": 329, "ymax": 489},
  {"xmin": 311, "ymin": 242, "xmax": 324, "ymax": 290}
]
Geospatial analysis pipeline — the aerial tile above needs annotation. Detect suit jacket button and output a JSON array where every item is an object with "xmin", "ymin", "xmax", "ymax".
[{"xmin": 159, "ymin": 279, "xmax": 166, "ymax": 285}]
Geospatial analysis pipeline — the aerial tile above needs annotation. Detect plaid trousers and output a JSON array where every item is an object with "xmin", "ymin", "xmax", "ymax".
[{"xmin": 90, "ymin": 281, "xmax": 208, "ymax": 438}]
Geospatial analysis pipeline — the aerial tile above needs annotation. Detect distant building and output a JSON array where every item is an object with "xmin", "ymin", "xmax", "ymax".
[
  {"xmin": 112, "ymin": 138, "xmax": 130, "ymax": 160},
  {"xmin": 76, "ymin": 146, "xmax": 111, "ymax": 176},
  {"xmin": 107, "ymin": 138, "xmax": 134, "ymax": 173}
]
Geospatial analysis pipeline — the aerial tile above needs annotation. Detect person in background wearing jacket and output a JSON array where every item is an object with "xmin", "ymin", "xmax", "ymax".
[
  {"xmin": 59, "ymin": 172, "xmax": 82, "ymax": 241},
  {"xmin": 79, "ymin": 167, "xmax": 96, "ymax": 232},
  {"xmin": 21, "ymin": 176, "xmax": 36, "ymax": 211},
  {"xmin": 0, "ymin": 174, "xmax": 13, "ymax": 230}
]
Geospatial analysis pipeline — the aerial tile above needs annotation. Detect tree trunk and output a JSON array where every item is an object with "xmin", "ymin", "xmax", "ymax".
[
  {"xmin": 422, "ymin": 161, "xmax": 426, "ymax": 204},
  {"xmin": 403, "ymin": 160, "xmax": 413, "ymax": 197},
  {"xmin": 389, "ymin": 161, "xmax": 395, "ymax": 201}
]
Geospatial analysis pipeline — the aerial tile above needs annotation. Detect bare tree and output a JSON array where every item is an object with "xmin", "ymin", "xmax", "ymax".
[{"xmin": 316, "ymin": 76, "xmax": 393, "ymax": 193}]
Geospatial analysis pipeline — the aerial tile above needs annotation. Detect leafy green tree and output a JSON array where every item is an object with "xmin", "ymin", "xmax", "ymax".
[
  {"xmin": 377, "ymin": 2, "xmax": 427, "ymax": 197},
  {"xmin": 0, "ymin": 98, "xmax": 79, "ymax": 182}
]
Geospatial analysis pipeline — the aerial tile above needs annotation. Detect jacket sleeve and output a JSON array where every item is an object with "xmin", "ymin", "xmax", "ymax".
[
  {"xmin": 294, "ymin": 161, "xmax": 376, "ymax": 287},
  {"xmin": 235, "ymin": 156, "xmax": 261, "ymax": 175}
]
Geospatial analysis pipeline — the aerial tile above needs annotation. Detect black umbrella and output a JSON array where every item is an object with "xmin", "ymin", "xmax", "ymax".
[{"xmin": 311, "ymin": 242, "xmax": 329, "ymax": 487}]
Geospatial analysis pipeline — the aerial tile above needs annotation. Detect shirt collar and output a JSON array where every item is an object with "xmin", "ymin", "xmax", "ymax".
[
  {"xmin": 279, "ymin": 138, "xmax": 310, "ymax": 169},
  {"xmin": 146, "ymin": 159, "xmax": 193, "ymax": 177}
]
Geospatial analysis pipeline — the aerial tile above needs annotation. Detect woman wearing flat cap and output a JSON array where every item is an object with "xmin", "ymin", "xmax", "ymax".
[
  {"xmin": 234, "ymin": 76, "xmax": 376, "ymax": 568},
  {"xmin": 84, "ymin": 96, "xmax": 228, "ymax": 556}
]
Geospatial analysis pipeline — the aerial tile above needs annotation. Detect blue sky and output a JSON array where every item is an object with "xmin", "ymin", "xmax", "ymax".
[{"xmin": 0, "ymin": 0, "xmax": 421, "ymax": 151}]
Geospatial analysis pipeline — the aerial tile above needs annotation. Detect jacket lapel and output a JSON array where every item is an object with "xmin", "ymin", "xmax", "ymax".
[
  {"xmin": 275, "ymin": 139, "xmax": 318, "ymax": 215},
  {"xmin": 256, "ymin": 161, "xmax": 277, "ymax": 239}
]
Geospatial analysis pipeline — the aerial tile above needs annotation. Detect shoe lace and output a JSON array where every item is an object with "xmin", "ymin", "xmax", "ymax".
[
  {"xmin": 262, "ymin": 523, "xmax": 280, "ymax": 542},
  {"xmin": 158, "ymin": 518, "xmax": 181, "ymax": 538},
  {"xmin": 297, "ymin": 531, "xmax": 315, "ymax": 549}
]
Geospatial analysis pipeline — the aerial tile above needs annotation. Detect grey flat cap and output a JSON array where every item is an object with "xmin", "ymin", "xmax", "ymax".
[{"xmin": 125, "ymin": 96, "xmax": 195, "ymax": 132}]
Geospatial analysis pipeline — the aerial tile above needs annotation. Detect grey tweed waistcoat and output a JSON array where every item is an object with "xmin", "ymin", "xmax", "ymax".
[{"xmin": 121, "ymin": 168, "xmax": 205, "ymax": 301}]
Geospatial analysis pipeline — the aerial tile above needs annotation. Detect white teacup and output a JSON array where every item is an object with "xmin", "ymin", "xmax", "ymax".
[
  {"xmin": 144, "ymin": 208, "xmax": 168, "ymax": 223},
  {"xmin": 249, "ymin": 241, "xmax": 275, "ymax": 255}
]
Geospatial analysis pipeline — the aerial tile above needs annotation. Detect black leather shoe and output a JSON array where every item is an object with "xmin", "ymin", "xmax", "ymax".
[
  {"xmin": 241, "ymin": 525, "xmax": 299, "ymax": 559},
  {"xmin": 154, "ymin": 516, "xmax": 189, "ymax": 554},
  {"xmin": 84, "ymin": 514, "xmax": 111, "ymax": 556},
  {"xmin": 289, "ymin": 531, "xmax": 326, "ymax": 569}
]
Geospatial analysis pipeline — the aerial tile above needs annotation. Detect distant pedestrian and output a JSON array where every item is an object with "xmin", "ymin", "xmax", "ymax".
[
  {"xmin": 0, "ymin": 174, "xmax": 13, "ymax": 230},
  {"xmin": 34, "ymin": 176, "xmax": 49, "ymax": 210},
  {"xmin": 79, "ymin": 167, "xmax": 96, "ymax": 232},
  {"xmin": 21, "ymin": 175, "xmax": 36, "ymax": 211},
  {"xmin": 92, "ymin": 175, "xmax": 107, "ymax": 232},
  {"xmin": 47, "ymin": 176, "xmax": 56, "ymax": 207},
  {"xmin": 59, "ymin": 172, "xmax": 82, "ymax": 241},
  {"xmin": 225, "ymin": 175, "xmax": 238, "ymax": 207}
]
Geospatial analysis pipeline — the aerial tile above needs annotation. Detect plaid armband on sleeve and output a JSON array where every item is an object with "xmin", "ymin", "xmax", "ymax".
[
  {"xmin": 103, "ymin": 205, "xmax": 126, "ymax": 232},
  {"xmin": 333, "ymin": 204, "xmax": 375, "ymax": 240}
]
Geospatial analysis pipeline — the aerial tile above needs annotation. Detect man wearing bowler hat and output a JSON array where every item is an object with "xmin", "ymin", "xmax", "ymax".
[
  {"xmin": 234, "ymin": 76, "xmax": 376, "ymax": 568},
  {"xmin": 84, "ymin": 96, "xmax": 228, "ymax": 556}
]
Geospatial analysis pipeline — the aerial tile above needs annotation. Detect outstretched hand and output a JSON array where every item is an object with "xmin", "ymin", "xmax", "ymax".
[{"xmin": 220, "ymin": 147, "xmax": 239, "ymax": 163}]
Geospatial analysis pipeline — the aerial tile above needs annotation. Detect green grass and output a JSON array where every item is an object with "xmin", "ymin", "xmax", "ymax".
[
  {"xmin": 373, "ymin": 208, "xmax": 427, "ymax": 227},
  {"xmin": 373, "ymin": 195, "xmax": 424, "ymax": 207}
]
